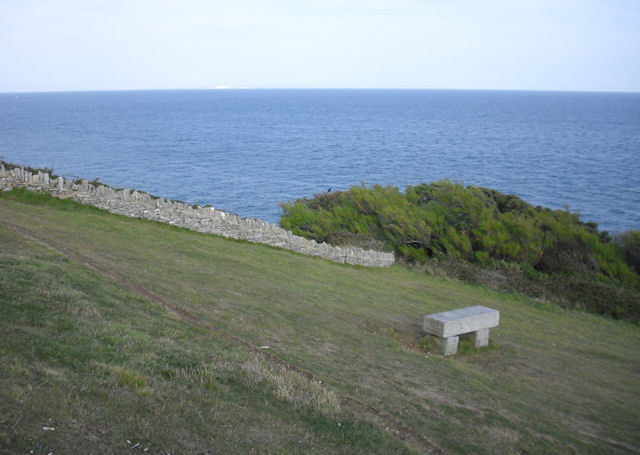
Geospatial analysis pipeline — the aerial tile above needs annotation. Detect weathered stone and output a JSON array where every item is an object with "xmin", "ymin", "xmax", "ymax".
[
  {"xmin": 0, "ymin": 163, "xmax": 5, "ymax": 176},
  {"xmin": 427, "ymin": 334, "xmax": 459, "ymax": 356},
  {"xmin": 423, "ymin": 306, "xmax": 499, "ymax": 356},
  {"xmin": 468, "ymin": 328, "xmax": 490, "ymax": 348},
  {"xmin": 423, "ymin": 306, "xmax": 499, "ymax": 338}
]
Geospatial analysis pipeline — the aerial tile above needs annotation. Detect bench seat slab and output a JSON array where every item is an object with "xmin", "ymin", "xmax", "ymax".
[{"xmin": 423, "ymin": 305, "xmax": 499, "ymax": 338}]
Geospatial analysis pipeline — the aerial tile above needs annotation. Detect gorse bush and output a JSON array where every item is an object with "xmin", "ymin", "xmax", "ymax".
[{"xmin": 280, "ymin": 181, "xmax": 639, "ymax": 321}]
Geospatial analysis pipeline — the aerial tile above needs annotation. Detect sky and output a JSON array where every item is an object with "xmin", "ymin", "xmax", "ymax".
[{"xmin": 1, "ymin": 0, "xmax": 639, "ymax": 92}]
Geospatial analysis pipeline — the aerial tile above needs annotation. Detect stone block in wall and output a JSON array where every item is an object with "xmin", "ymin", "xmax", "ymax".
[
  {"xmin": 0, "ymin": 163, "xmax": 5, "ymax": 176},
  {"xmin": 81, "ymin": 179, "xmax": 88, "ymax": 192},
  {"xmin": 57, "ymin": 177, "xmax": 64, "ymax": 191}
]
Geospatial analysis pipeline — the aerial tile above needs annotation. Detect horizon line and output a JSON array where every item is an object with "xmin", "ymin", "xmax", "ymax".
[{"xmin": 2, "ymin": 86, "xmax": 639, "ymax": 95}]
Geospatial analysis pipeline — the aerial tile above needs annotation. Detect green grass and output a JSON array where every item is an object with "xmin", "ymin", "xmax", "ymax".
[{"xmin": 1, "ymin": 188, "xmax": 639, "ymax": 454}]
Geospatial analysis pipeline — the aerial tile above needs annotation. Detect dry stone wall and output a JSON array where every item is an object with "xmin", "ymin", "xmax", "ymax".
[{"xmin": 0, "ymin": 163, "xmax": 395, "ymax": 267}]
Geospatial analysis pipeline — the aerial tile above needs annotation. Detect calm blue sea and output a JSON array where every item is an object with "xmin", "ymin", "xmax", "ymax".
[{"xmin": 1, "ymin": 89, "xmax": 639, "ymax": 232}]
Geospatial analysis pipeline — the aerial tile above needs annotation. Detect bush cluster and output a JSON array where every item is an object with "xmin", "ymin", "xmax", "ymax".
[{"xmin": 280, "ymin": 182, "xmax": 639, "ymax": 321}]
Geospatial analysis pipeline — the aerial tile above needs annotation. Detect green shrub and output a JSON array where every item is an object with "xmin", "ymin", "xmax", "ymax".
[
  {"xmin": 280, "ymin": 181, "xmax": 639, "ymax": 321},
  {"xmin": 617, "ymin": 231, "xmax": 640, "ymax": 274}
]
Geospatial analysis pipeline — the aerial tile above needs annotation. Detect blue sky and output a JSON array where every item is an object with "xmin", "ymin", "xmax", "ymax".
[{"xmin": 1, "ymin": 0, "xmax": 639, "ymax": 92}]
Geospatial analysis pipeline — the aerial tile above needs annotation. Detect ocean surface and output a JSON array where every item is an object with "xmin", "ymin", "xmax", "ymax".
[{"xmin": 1, "ymin": 89, "xmax": 639, "ymax": 232}]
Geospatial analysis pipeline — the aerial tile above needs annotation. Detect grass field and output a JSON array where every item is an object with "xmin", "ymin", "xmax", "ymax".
[{"xmin": 1, "ymin": 188, "xmax": 639, "ymax": 454}]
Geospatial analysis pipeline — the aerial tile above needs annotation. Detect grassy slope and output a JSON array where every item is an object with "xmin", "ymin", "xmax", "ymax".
[{"xmin": 1, "ymin": 189, "xmax": 639, "ymax": 454}]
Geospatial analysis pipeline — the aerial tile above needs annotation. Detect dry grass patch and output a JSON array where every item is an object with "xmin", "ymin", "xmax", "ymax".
[{"xmin": 221, "ymin": 351, "xmax": 341, "ymax": 417}]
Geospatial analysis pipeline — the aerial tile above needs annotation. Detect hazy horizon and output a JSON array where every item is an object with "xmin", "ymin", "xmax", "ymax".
[
  {"xmin": 2, "ymin": 1, "xmax": 639, "ymax": 94},
  {"xmin": 3, "ymin": 87, "xmax": 640, "ymax": 95}
]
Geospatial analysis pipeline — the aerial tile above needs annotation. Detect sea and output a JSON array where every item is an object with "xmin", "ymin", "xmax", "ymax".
[{"xmin": 1, "ymin": 89, "xmax": 639, "ymax": 233}]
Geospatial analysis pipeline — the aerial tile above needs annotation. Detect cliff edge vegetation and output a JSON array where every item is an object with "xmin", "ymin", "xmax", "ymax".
[{"xmin": 280, "ymin": 181, "xmax": 640, "ymax": 322}]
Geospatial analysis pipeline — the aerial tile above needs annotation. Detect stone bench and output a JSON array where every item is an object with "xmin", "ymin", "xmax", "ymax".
[{"xmin": 423, "ymin": 306, "xmax": 499, "ymax": 356}]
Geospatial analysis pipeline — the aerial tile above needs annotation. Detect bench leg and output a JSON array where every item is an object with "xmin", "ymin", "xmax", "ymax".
[
  {"xmin": 439, "ymin": 335, "xmax": 459, "ymax": 356},
  {"xmin": 472, "ymin": 328, "xmax": 490, "ymax": 348}
]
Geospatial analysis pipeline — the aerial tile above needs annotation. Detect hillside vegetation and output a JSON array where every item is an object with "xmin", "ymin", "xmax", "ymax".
[
  {"xmin": 280, "ymin": 181, "xmax": 640, "ymax": 322},
  {"xmin": 1, "ymin": 188, "xmax": 639, "ymax": 454}
]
